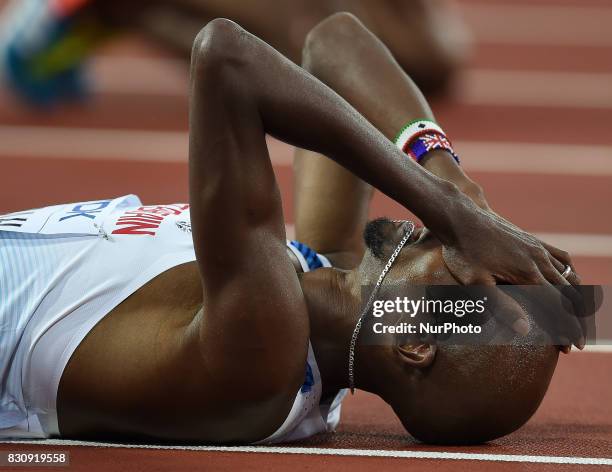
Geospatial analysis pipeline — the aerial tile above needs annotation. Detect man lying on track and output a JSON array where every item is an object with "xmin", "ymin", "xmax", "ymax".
[{"xmin": 0, "ymin": 14, "xmax": 583, "ymax": 445}]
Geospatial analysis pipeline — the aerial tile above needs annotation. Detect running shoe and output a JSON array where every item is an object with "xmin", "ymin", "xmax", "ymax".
[{"xmin": 0, "ymin": 0, "xmax": 110, "ymax": 106}]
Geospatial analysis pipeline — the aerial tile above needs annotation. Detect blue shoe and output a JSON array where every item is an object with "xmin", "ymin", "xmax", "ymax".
[{"xmin": 0, "ymin": 0, "xmax": 109, "ymax": 107}]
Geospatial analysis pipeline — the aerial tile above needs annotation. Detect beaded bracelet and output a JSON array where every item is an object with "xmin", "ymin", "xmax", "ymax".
[{"xmin": 394, "ymin": 119, "xmax": 460, "ymax": 164}]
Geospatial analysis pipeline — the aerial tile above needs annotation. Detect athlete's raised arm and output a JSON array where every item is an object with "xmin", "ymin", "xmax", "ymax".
[
  {"xmin": 298, "ymin": 13, "xmax": 580, "ymax": 285},
  {"xmin": 189, "ymin": 19, "xmax": 584, "ymax": 362},
  {"xmin": 301, "ymin": 13, "xmax": 488, "ymax": 210},
  {"xmin": 293, "ymin": 13, "xmax": 483, "ymax": 267}
]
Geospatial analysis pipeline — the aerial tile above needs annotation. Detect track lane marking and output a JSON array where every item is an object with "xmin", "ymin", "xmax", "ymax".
[
  {"xmin": 461, "ymin": 3, "xmax": 612, "ymax": 47},
  {"xmin": 457, "ymin": 141, "xmax": 612, "ymax": 176},
  {"xmin": 1, "ymin": 126, "xmax": 612, "ymax": 176},
  {"xmin": 534, "ymin": 233, "xmax": 612, "ymax": 258},
  {"xmin": 1, "ymin": 440, "xmax": 611, "ymax": 465},
  {"xmin": 87, "ymin": 57, "xmax": 612, "ymax": 109},
  {"xmin": 459, "ymin": 69, "xmax": 612, "ymax": 109},
  {"xmin": 584, "ymin": 345, "xmax": 612, "ymax": 353},
  {"xmin": 0, "ymin": 126, "xmax": 189, "ymax": 162}
]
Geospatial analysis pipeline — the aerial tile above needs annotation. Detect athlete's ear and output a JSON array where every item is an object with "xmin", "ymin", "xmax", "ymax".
[{"xmin": 396, "ymin": 344, "xmax": 436, "ymax": 368}]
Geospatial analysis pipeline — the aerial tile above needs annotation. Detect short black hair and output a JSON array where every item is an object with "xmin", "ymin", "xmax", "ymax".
[{"xmin": 363, "ymin": 217, "xmax": 393, "ymax": 260}]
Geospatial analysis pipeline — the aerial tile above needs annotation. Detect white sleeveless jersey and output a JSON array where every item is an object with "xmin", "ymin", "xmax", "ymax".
[{"xmin": 0, "ymin": 195, "xmax": 346, "ymax": 443}]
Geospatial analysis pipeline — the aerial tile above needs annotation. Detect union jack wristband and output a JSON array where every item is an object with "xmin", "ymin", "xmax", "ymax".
[{"xmin": 394, "ymin": 119, "xmax": 460, "ymax": 165}]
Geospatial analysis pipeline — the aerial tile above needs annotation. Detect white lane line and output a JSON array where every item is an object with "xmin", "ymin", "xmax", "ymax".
[
  {"xmin": 89, "ymin": 56, "xmax": 612, "ymax": 110},
  {"xmin": 535, "ymin": 233, "xmax": 612, "ymax": 258},
  {"xmin": 461, "ymin": 4, "xmax": 612, "ymax": 47},
  {"xmin": 584, "ymin": 345, "xmax": 612, "ymax": 353},
  {"xmin": 1, "ymin": 440, "xmax": 611, "ymax": 465},
  {"xmin": 456, "ymin": 141, "xmax": 612, "ymax": 177},
  {"xmin": 459, "ymin": 69, "xmax": 612, "ymax": 109},
  {"xmin": 1, "ymin": 126, "xmax": 611, "ymax": 177},
  {"xmin": 0, "ymin": 126, "xmax": 189, "ymax": 162},
  {"xmin": 90, "ymin": 56, "xmax": 188, "ymax": 97}
]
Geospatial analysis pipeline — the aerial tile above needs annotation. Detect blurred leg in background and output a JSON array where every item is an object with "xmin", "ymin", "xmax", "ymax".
[
  {"xmin": 0, "ymin": 0, "xmax": 471, "ymax": 106},
  {"xmin": 122, "ymin": 0, "xmax": 471, "ymax": 93}
]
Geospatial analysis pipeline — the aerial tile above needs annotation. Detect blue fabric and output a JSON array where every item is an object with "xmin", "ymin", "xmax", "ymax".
[
  {"xmin": 301, "ymin": 363, "xmax": 314, "ymax": 393},
  {"xmin": 2, "ymin": 2, "xmax": 89, "ymax": 106},
  {"xmin": 289, "ymin": 240, "xmax": 326, "ymax": 394},
  {"xmin": 289, "ymin": 240, "xmax": 324, "ymax": 271}
]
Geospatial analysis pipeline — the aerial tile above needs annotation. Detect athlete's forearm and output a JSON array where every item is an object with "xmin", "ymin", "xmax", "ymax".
[
  {"xmin": 301, "ymin": 13, "xmax": 486, "ymax": 207},
  {"xmin": 192, "ymin": 20, "xmax": 467, "ymax": 243}
]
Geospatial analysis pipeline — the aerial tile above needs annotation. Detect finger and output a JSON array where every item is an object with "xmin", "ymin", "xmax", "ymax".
[
  {"xmin": 574, "ymin": 285, "xmax": 603, "ymax": 347},
  {"xmin": 535, "ymin": 251, "xmax": 584, "ymax": 307},
  {"xmin": 557, "ymin": 345, "xmax": 571, "ymax": 354},
  {"xmin": 540, "ymin": 240, "xmax": 575, "ymax": 271},
  {"xmin": 572, "ymin": 286, "xmax": 594, "ymax": 350},
  {"xmin": 466, "ymin": 274, "xmax": 530, "ymax": 336},
  {"xmin": 566, "ymin": 270, "xmax": 582, "ymax": 286},
  {"xmin": 541, "ymin": 259, "xmax": 570, "ymax": 287},
  {"xmin": 534, "ymin": 272, "xmax": 584, "ymax": 341},
  {"xmin": 547, "ymin": 252, "xmax": 581, "ymax": 286},
  {"xmin": 539, "ymin": 261, "xmax": 586, "ymax": 325},
  {"xmin": 489, "ymin": 285, "xmax": 530, "ymax": 336},
  {"xmin": 547, "ymin": 253, "xmax": 564, "ymax": 273},
  {"xmin": 527, "ymin": 274, "xmax": 585, "ymax": 348}
]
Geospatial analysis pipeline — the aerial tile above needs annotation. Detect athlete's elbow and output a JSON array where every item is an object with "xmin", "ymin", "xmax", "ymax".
[{"xmin": 191, "ymin": 18, "xmax": 250, "ymax": 79}]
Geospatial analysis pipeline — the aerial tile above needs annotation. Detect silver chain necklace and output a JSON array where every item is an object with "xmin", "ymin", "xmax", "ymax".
[{"xmin": 348, "ymin": 220, "xmax": 415, "ymax": 393}]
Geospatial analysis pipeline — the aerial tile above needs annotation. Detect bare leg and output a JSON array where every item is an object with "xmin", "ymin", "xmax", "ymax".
[{"xmin": 97, "ymin": 0, "xmax": 471, "ymax": 94}]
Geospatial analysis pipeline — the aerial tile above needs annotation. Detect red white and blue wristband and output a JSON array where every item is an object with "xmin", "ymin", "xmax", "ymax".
[{"xmin": 394, "ymin": 119, "xmax": 460, "ymax": 165}]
